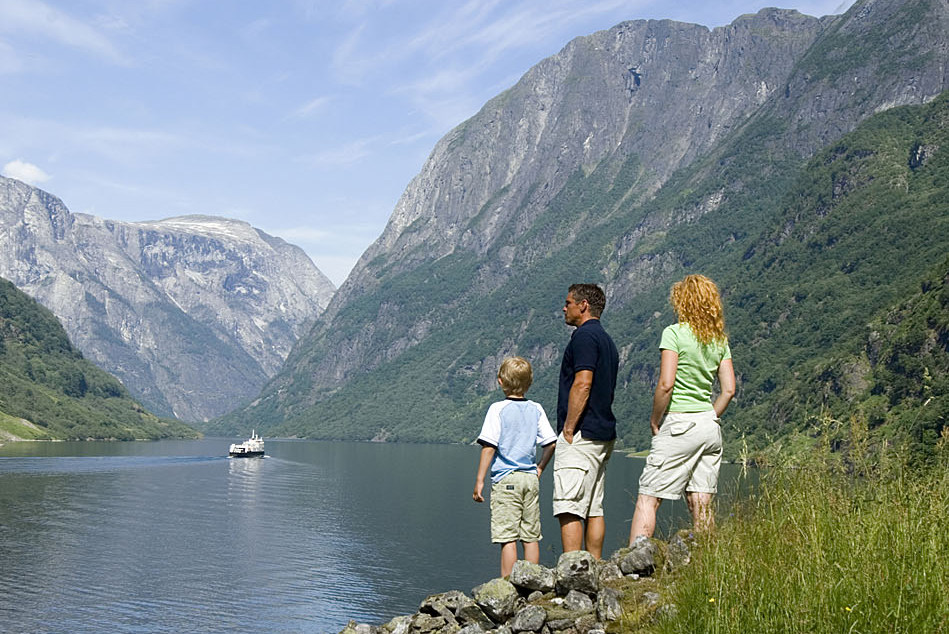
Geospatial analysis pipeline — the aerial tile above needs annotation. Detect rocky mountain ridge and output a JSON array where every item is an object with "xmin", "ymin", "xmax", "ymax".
[
  {"xmin": 0, "ymin": 175, "xmax": 335, "ymax": 421},
  {"xmin": 220, "ymin": 0, "xmax": 949, "ymax": 452}
]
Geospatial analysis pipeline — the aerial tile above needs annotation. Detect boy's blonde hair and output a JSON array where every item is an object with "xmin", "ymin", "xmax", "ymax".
[{"xmin": 498, "ymin": 356, "xmax": 533, "ymax": 396}]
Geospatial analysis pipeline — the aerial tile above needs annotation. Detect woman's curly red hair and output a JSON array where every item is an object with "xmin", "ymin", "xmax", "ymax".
[{"xmin": 670, "ymin": 274, "xmax": 727, "ymax": 346}]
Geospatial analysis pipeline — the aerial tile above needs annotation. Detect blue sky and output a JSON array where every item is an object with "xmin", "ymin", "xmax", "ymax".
[{"xmin": 0, "ymin": 0, "xmax": 853, "ymax": 286}]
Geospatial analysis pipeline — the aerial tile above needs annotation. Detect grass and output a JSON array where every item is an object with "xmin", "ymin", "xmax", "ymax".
[{"xmin": 615, "ymin": 418, "xmax": 949, "ymax": 633}]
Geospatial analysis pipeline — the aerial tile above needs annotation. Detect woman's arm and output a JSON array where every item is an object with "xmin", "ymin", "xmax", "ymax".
[
  {"xmin": 650, "ymin": 349, "xmax": 679, "ymax": 435},
  {"xmin": 713, "ymin": 358, "xmax": 736, "ymax": 417}
]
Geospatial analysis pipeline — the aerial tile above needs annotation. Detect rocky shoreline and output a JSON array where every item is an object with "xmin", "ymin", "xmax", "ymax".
[{"xmin": 340, "ymin": 533, "xmax": 693, "ymax": 634}]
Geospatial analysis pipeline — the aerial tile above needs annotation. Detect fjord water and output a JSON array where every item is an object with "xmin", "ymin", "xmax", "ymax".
[{"xmin": 0, "ymin": 439, "xmax": 743, "ymax": 632}]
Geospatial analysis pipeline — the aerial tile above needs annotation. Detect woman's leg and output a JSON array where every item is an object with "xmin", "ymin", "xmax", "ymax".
[
  {"xmin": 629, "ymin": 494, "xmax": 662, "ymax": 544},
  {"xmin": 685, "ymin": 491, "xmax": 715, "ymax": 533}
]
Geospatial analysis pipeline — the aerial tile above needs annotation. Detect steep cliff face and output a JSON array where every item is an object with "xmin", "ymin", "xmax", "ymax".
[
  {"xmin": 0, "ymin": 176, "xmax": 335, "ymax": 421},
  {"xmin": 296, "ymin": 8, "xmax": 829, "ymax": 387},
  {"xmin": 225, "ymin": 0, "xmax": 949, "ymax": 446}
]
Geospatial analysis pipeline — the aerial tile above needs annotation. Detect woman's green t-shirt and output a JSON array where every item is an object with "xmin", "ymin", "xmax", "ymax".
[{"xmin": 660, "ymin": 322, "xmax": 731, "ymax": 412}]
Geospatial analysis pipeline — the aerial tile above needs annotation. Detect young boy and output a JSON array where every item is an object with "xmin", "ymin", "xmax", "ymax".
[{"xmin": 473, "ymin": 356, "xmax": 557, "ymax": 577}]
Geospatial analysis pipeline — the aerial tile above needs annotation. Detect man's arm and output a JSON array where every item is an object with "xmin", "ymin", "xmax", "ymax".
[
  {"xmin": 562, "ymin": 369, "xmax": 593, "ymax": 444},
  {"xmin": 473, "ymin": 444, "xmax": 495, "ymax": 503}
]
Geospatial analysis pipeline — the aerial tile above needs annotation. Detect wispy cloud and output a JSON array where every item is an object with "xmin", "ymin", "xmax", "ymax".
[
  {"xmin": 0, "ymin": 0, "xmax": 128, "ymax": 64},
  {"xmin": 2, "ymin": 159, "xmax": 51, "ymax": 185},
  {"xmin": 291, "ymin": 95, "xmax": 332, "ymax": 119},
  {"xmin": 300, "ymin": 137, "xmax": 380, "ymax": 167}
]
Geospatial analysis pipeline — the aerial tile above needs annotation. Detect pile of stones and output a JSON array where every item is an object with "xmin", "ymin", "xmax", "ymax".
[{"xmin": 340, "ymin": 533, "xmax": 693, "ymax": 634}]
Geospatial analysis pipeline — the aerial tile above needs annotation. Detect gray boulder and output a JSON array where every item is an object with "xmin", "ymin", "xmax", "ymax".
[
  {"xmin": 596, "ymin": 587, "xmax": 622, "ymax": 622},
  {"xmin": 596, "ymin": 560, "xmax": 623, "ymax": 585},
  {"xmin": 618, "ymin": 538, "xmax": 659, "ymax": 576},
  {"xmin": 420, "ymin": 590, "xmax": 469, "ymax": 619},
  {"xmin": 472, "ymin": 578, "xmax": 519, "ymax": 623},
  {"xmin": 555, "ymin": 551, "xmax": 598, "ymax": 596},
  {"xmin": 410, "ymin": 612, "xmax": 454, "ymax": 633},
  {"xmin": 383, "ymin": 615, "xmax": 411, "ymax": 634},
  {"xmin": 510, "ymin": 560, "xmax": 556, "ymax": 593},
  {"xmin": 509, "ymin": 605, "xmax": 547, "ymax": 632},
  {"xmin": 665, "ymin": 532, "xmax": 692, "ymax": 572},
  {"xmin": 563, "ymin": 590, "xmax": 594, "ymax": 612}
]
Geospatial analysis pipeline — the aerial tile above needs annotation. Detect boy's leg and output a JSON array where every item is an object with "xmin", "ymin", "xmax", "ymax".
[
  {"xmin": 500, "ymin": 541, "xmax": 518, "ymax": 578},
  {"xmin": 522, "ymin": 541, "xmax": 539, "ymax": 564}
]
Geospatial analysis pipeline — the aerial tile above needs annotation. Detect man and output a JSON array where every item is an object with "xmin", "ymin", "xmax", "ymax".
[{"xmin": 553, "ymin": 283, "xmax": 619, "ymax": 559}]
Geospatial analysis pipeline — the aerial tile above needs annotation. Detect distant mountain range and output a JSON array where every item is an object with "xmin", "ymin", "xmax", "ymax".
[
  {"xmin": 0, "ymin": 176, "xmax": 335, "ymax": 422},
  {"xmin": 0, "ymin": 277, "xmax": 197, "ymax": 441},
  {"xmin": 216, "ymin": 0, "xmax": 949, "ymax": 458}
]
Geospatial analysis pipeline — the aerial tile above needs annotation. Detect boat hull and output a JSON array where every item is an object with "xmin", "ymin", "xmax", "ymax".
[{"xmin": 229, "ymin": 450, "xmax": 264, "ymax": 458}]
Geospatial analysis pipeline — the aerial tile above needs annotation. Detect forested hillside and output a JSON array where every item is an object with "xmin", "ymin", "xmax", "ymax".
[{"xmin": 0, "ymin": 278, "xmax": 198, "ymax": 441}]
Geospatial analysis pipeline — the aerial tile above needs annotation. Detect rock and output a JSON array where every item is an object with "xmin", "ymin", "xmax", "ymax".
[
  {"xmin": 510, "ymin": 560, "xmax": 556, "ymax": 593},
  {"xmin": 383, "ymin": 615, "xmax": 411, "ymax": 634},
  {"xmin": 456, "ymin": 602, "xmax": 495, "ymax": 629},
  {"xmin": 410, "ymin": 612, "xmax": 451, "ymax": 633},
  {"xmin": 527, "ymin": 590, "xmax": 545, "ymax": 603},
  {"xmin": 618, "ymin": 537, "xmax": 659, "ymax": 576},
  {"xmin": 563, "ymin": 590, "xmax": 594, "ymax": 612},
  {"xmin": 596, "ymin": 587, "xmax": 622, "ymax": 622},
  {"xmin": 555, "ymin": 551, "xmax": 598, "ymax": 596},
  {"xmin": 665, "ymin": 531, "xmax": 692, "ymax": 572},
  {"xmin": 641, "ymin": 592, "xmax": 661, "ymax": 608},
  {"xmin": 457, "ymin": 625, "xmax": 485, "ymax": 634},
  {"xmin": 420, "ymin": 590, "xmax": 470, "ymax": 618},
  {"xmin": 572, "ymin": 614, "xmax": 599, "ymax": 634},
  {"xmin": 595, "ymin": 560, "xmax": 623, "ymax": 585},
  {"xmin": 509, "ymin": 605, "xmax": 547, "ymax": 632},
  {"xmin": 545, "ymin": 618, "xmax": 576, "ymax": 633},
  {"xmin": 472, "ymin": 578, "xmax": 519, "ymax": 623}
]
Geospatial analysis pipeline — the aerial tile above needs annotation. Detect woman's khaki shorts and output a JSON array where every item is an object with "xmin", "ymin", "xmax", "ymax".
[
  {"xmin": 552, "ymin": 431, "xmax": 615, "ymax": 518},
  {"xmin": 490, "ymin": 471, "xmax": 542, "ymax": 543},
  {"xmin": 638, "ymin": 410, "xmax": 722, "ymax": 500}
]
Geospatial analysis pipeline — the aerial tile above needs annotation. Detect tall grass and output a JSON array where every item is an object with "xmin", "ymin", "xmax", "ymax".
[{"xmin": 651, "ymin": 419, "xmax": 949, "ymax": 633}]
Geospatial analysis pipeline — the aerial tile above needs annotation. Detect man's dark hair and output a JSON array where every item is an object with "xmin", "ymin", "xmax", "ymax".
[{"xmin": 568, "ymin": 283, "xmax": 606, "ymax": 318}]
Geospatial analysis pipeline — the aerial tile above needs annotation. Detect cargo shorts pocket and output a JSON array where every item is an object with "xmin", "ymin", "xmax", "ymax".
[
  {"xmin": 668, "ymin": 420, "xmax": 696, "ymax": 436},
  {"xmin": 554, "ymin": 466, "xmax": 587, "ymax": 502},
  {"xmin": 645, "ymin": 453, "xmax": 664, "ymax": 468}
]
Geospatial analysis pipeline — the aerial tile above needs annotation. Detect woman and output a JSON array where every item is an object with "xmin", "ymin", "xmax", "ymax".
[{"xmin": 629, "ymin": 274, "xmax": 736, "ymax": 542}]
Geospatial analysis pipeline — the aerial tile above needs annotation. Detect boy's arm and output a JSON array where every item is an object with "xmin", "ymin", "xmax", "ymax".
[
  {"xmin": 473, "ymin": 444, "xmax": 496, "ymax": 503},
  {"xmin": 536, "ymin": 442, "xmax": 556, "ymax": 477}
]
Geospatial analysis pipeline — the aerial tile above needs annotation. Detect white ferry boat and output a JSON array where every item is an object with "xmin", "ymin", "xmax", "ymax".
[{"xmin": 229, "ymin": 431, "xmax": 265, "ymax": 457}]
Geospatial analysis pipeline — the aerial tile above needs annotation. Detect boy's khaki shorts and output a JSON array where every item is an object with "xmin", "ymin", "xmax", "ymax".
[
  {"xmin": 552, "ymin": 430, "xmax": 614, "ymax": 518},
  {"xmin": 638, "ymin": 410, "xmax": 723, "ymax": 500},
  {"xmin": 490, "ymin": 470, "xmax": 542, "ymax": 543}
]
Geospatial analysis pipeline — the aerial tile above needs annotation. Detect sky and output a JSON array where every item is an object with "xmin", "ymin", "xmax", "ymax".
[{"xmin": 0, "ymin": 0, "xmax": 854, "ymax": 286}]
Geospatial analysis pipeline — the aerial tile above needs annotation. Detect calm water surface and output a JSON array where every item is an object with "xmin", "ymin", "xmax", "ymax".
[{"xmin": 0, "ymin": 438, "xmax": 745, "ymax": 633}]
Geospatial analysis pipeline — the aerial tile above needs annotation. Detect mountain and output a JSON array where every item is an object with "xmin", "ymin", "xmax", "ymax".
[
  {"xmin": 219, "ymin": 0, "xmax": 949, "ymax": 457},
  {"xmin": 0, "ymin": 277, "xmax": 197, "ymax": 441},
  {"xmin": 0, "ymin": 176, "xmax": 336, "ymax": 421}
]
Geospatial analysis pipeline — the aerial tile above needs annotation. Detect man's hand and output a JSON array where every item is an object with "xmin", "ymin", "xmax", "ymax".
[
  {"xmin": 563, "ymin": 428, "xmax": 575, "ymax": 444},
  {"xmin": 473, "ymin": 481, "xmax": 485, "ymax": 503}
]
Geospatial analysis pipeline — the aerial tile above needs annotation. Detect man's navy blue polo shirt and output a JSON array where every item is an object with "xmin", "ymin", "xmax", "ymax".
[{"xmin": 557, "ymin": 319, "xmax": 619, "ymax": 441}]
